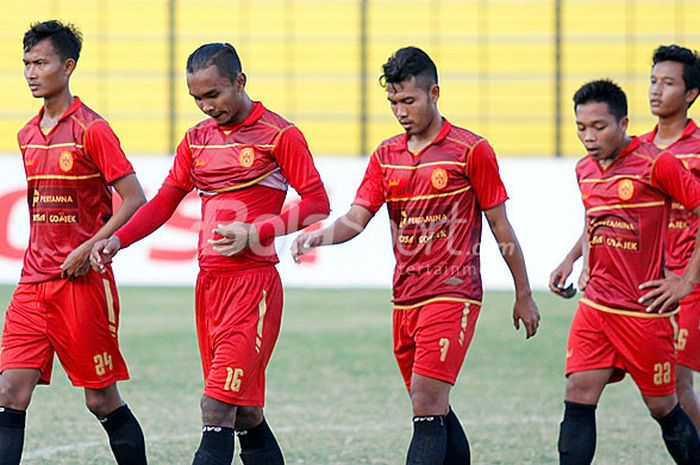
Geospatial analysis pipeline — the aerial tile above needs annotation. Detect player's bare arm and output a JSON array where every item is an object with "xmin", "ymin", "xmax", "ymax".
[
  {"xmin": 483, "ymin": 203, "xmax": 540, "ymax": 338},
  {"xmin": 549, "ymin": 222, "xmax": 587, "ymax": 296},
  {"xmin": 291, "ymin": 205, "xmax": 373, "ymax": 264},
  {"xmin": 639, "ymin": 203, "xmax": 700, "ymax": 313},
  {"xmin": 64, "ymin": 174, "xmax": 145, "ymax": 278}
]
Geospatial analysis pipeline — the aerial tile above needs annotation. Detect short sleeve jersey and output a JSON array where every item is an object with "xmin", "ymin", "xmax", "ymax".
[
  {"xmin": 577, "ymin": 137, "xmax": 700, "ymax": 315},
  {"xmin": 640, "ymin": 119, "xmax": 700, "ymax": 273},
  {"xmin": 353, "ymin": 119, "xmax": 508, "ymax": 306},
  {"xmin": 165, "ymin": 101, "xmax": 326, "ymax": 271},
  {"xmin": 18, "ymin": 97, "xmax": 134, "ymax": 283}
]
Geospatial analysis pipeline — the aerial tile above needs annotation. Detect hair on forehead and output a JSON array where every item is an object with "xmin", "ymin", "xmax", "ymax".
[
  {"xmin": 380, "ymin": 46, "xmax": 438, "ymax": 92},
  {"xmin": 187, "ymin": 43, "xmax": 242, "ymax": 83},
  {"xmin": 24, "ymin": 20, "xmax": 82, "ymax": 62},
  {"xmin": 573, "ymin": 79, "xmax": 627, "ymax": 121}
]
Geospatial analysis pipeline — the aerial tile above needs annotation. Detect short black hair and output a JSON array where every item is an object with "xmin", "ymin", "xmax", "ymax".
[
  {"xmin": 23, "ymin": 20, "xmax": 82, "ymax": 62},
  {"xmin": 380, "ymin": 46, "xmax": 438, "ymax": 91},
  {"xmin": 573, "ymin": 79, "xmax": 627, "ymax": 121},
  {"xmin": 187, "ymin": 43, "xmax": 242, "ymax": 82},
  {"xmin": 653, "ymin": 44, "xmax": 700, "ymax": 107}
]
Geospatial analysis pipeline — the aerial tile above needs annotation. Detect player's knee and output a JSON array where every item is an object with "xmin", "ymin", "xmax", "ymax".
[
  {"xmin": 0, "ymin": 376, "xmax": 33, "ymax": 410},
  {"xmin": 410, "ymin": 388, "xmax": 447, "ymax": 416},
  {"xmin": 644, "ymin": 396, "xmax": 677, "ymax": 418},
  {"xmin": 84, "ymin": 388, "xmax": 121, "ymax": 417},
  {"xmin": 565, "ymin": 376, "xmax": 600, "ymax": 404},
  {"xmin": 235, "ymin": 406, "xmax": 263, "ymax": 430},
  {"xmin": 200, "ymin": 396, "xmax": 236, "ymax": 427}
]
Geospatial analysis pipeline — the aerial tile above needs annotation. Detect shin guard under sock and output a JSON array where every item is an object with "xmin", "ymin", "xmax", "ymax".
[{"xmin": 558, "ymin": 401, "xmax": 596, "ymax": 465}]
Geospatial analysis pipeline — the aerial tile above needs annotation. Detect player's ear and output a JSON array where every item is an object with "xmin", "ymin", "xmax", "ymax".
[
  {"xmin": 429, "ymin": 84, "xmax": 440, "ymax": 104},
  {"xmin": 619, "ymin": 115, "xmax": 629, "ymax": 133},
  {"xmin": 685, "ymin": 87, "xmax": 699, "ymax": 107},
  {"xmin": 235, "ymin": 72, "xmax": 247, "ymax": 92},
  {"xmin": 63, "ymin": 58, "xmax": 76, "ymax": 77}
]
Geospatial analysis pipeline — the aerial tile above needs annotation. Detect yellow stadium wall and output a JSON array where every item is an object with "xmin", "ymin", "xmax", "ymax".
[{"xmin": 1, "ymin": 0, "xmax": 698, "ymax": 157}]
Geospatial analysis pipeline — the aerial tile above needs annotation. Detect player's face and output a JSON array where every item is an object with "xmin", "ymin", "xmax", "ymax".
[
  {"xmin": 387, "ymin": 77, "xmax": 439, "ymax": 136},
  {"xmin": 575, "ymin": 101, "xmax": 628, "ymax": 163},
  {"xmin": 649, "ymin": 61, "xmax": 696, "ymax": 118},
  {"xmin": 187, "ymin": 65, "xmax": 247, "ymax": 126},
  {"xmin": 23, "ymin": 38, "xmax": 73, "ymax": 99}
]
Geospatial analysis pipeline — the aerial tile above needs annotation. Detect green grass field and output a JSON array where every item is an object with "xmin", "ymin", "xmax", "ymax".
[{"xmin": 0, "ymin": 286, "xmax": 691, "ymax": 464}]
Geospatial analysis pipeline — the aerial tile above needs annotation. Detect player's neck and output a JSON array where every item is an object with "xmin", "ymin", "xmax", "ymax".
[
  {"xmin": 598, "ymin": 136, "xmax": 631, "ymax": 168},
  {"xmin": 407, "ymin": 114, "xmax": 443, "ymax": 154},
  {"xmin": 42, "ymin": 88, "xmax": 73, "ymax": 121},
  {"xmin": 654, "ymin": 112, "xmax": 689, "ymax": 147}
]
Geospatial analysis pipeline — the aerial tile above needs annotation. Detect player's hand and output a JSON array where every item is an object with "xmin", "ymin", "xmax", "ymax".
[
  {"xmin": 61, "ymin": 241, "xmax": 93, "ymax": 279},
  {"xmin": 638, "ymin": 274, "xmax": 694, "ymax": 313},
  {"xmin": 90, "ymin": 236, "xmax": 122, "ymax": 273},
  {"xmin": 210, "ymin": 222, "xmax": 255, "ymax": 257},
  {"xmin": 637, "ymin": 278, "xmax": 687, "ymax": 313},
  {"xmin": 290, "ymin": 231, "xmax": 322, "ymax": 264},
  {"xmin": 512, "ymin": 293, "xmax": 540, "ymax": 339},
  {"xmin": 549, "ymin": 258, "xmax": 574, "ymax": 296}
]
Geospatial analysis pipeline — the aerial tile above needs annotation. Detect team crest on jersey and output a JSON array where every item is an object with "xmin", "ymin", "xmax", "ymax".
[
  {"xmin": 430, "ymin": 168, "xmax": 449, "ymax": 190},
  {"xmin": 617, "ymin": 179, "xmax": 634, "ymax": 201},
  {"xmin": 239, "ymin": 147, "xmax": 255, "ymax": 168},
  {"xmin": 58, "ymin": 151, "xmax": 74, "ymax": 172}
]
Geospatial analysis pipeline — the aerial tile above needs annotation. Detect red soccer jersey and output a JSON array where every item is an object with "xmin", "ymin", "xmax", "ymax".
[
  {"xmin": 18, "ymin": 97, "xmax": 134, "ymax": 283},
  {"xmin": 353, "ymin": 119, "xmax": 508, "ymax": 306},
  {"xmin": 152, "ymin": 101, "xmax": 327, "ymax": 271},
  {"xmin": 577, "ymin": 137, "xmax": 700, "ymax": 316},
  {"xmin": 640, "ymin": 119, "xmax": 700, "ymax": 273}
]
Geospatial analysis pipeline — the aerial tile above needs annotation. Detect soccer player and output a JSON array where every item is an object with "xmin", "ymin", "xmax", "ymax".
[
  {"xmin": 291, "ymin": 46, "xmax": 540, "ymax": 465},
  {"xmin": 90, "ymin": 43, "xmax": 330, "ymax": 465},
  {"xmin": 554, "ymin": 79, "xmax": 700, "ymax": 465},
  {"xmin": 641, "ymin": 45, "xmax": 700, "ymax": 432},
  {"xmin": 0, "ymin": 20, "xmax": 148, "ymax": 465}
]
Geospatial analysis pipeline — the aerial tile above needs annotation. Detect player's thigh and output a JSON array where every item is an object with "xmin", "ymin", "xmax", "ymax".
[
  {"xmin": 412, "ymin": 301, "xmax": 480, "ymax": 387},
  {"xmin": 47, "ymin": 270, "xmax": 129, "ymax": 388},
  {"xmin": 565, "ymin": 303, "xmax": 620, "ymax": 379},
  {"xmin": 676, "ymin": 291, "xmax": 700, "ymax": 372},
  {"xmin": 605, "ymin": 313, "xmax": 677, "ymax": 397},
  {"xmin": 201, "ymin": 267, "xmax": 283, "ymax": 407},
  {"xmin": 1, "ymin": 283, "xmax": 54, "ymax": 384}
]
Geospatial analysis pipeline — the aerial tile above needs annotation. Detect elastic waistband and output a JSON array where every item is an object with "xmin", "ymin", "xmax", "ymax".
[
  {"xmin": 580, "ymin": 297, "xmax": 679, "ymax": 319},
  {"xmin": 393, "ymin": 296, "xmax": 482, "ymax": 310},
  {"xmin": 198, "ymin": 264, "xmax": 277, "ymax": 278}
]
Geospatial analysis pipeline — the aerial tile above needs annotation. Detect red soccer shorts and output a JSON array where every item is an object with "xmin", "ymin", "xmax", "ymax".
[
  {"xmin": 676, "ymin": 283, "xmax": 700, "ymax": 372},
  {"xmin": 195, "ymin": 266, "xmax": 283, "ymax": 407},
  {"xmin": 393, "ymin": 299, "xmax": 481, "ymax": 390},
  {"xmin": 0, "ymin": 267, "xmax": 129, "ymax": 388},
  {"xmin": 566, "ymin": 301, "xmax": 676, "ymax": 397}
]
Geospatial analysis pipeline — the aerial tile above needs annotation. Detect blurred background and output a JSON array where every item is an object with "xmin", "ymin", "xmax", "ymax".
[{"xmin": 1, "ymin": 0, "xmax": 699, "ymax": 159}]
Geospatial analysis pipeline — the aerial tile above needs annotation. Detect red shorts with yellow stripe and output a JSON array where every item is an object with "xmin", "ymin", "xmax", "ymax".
[
  {"xmin": 393, "ymin": 298, "xmax": 481, "ymax": 390},
  {"xmin": 0, "ymin": 267, "xmax": 129, "ymax": 388},
  {"xmin": 676, "ymin": 283, "xmax": 700, "ymax": 372},
  {"xmin": 196, "ymin": 266, "xmax": 283, "ymax": 407},
  {"xmin": 566, "ymin": 299, "xmax": 677, "ymax": 397}
]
